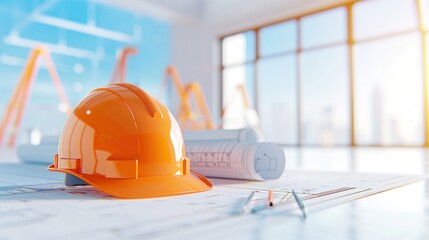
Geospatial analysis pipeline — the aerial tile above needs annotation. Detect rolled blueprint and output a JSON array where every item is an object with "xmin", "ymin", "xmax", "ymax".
[
  {"xmin": 184, "ymin": 128, "xmax": 285, "ymax": 180},
  {"xmin": 186, "ymin": 141, "xmax": 285, "ymax": 180}
]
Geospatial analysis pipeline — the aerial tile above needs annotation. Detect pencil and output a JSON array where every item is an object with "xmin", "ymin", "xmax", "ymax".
[{"xmin": 267, "ymin": 190, "xmax": 274, "ymax": 207}]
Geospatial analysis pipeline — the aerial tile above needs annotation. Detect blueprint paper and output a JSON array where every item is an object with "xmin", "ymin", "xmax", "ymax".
[
  {"xmin": 184, "ymin": 128, "xmax": 285, "ymax": 180},
  {"xmin": 0, "ymin": 163, "xmax": 422, "ymax": 240},
  {"xmin": 186, "ymin": 141, "xmax": 286, "ymax": 180}
]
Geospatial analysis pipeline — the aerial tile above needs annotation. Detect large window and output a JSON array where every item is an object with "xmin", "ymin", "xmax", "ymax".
[
  {"xmin": 354, "ymin": 0, "xmax": 423, "ymax": 145},
  {"xmin": 301, "ymin": 45, "xmax": 350, "ymax": 145},
  {"xmin": 258, "ymin": 21, "xmax": 298, "ymax": 144},
  {"xmin": 221, "ymin": 0, "xmax": 428, "ymax": 146},
  {"xmin": 354, "ymin": 33, "xmax": 423, "ymax": 145},
  {"xmin": 300, "ymin": 8, "xmax": 349, "ymax": 145},
  {"xmin": 258, "ymin": 55, "xmax": 297, "ymax": 144}
]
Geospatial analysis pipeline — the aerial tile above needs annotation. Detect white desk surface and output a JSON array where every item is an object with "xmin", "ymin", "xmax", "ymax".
[{"xmin": 0, "ymin": 147, "xmax": 428, "ymax": 240}]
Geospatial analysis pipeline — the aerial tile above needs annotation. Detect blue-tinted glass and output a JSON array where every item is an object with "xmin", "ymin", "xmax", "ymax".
[
  {"xmin": 258, "ymin": 55, "xmax": 297, "ymax": 144},
  {"xmin": 301, "ymin": 45, "xmax": 350, "ymax": 145},
  {"xmin": 354, "ymin": 0, "xmax": 417, "ymax": 40},
  {"xmin": 222, "ymin": 64, "xmax": 255, "ymax": 129},
  {"xmin": 245, "ymin": 31, "xmax": 256, "ymax": 61},
  {"xmin": 0, "ymin": 10, "xmax": 18, "ymax": 36},
  {"xmin": 0, "ymin": 0, "xmax": 170, "ymax": 146},
  {"xmin": 19, "ymin": 23, "xmax": 60, "ymax": 44},
  {"xmin": 222, "ymin": 31, "xmax": 255, "ymax": 65},
  {"xmin": 44, "ymin": 0, "xmax": 88, "ymax": 24},
  {"xmin": 65, "ymin": 31, "xmax": 99, "ymax": 51},
  {"xmin": 355, "ymin": 33, "xmax": 423, "ymax": 145},
  {"xmin": 0, "ymin": 0, "xmax": 45, "ymax": 13},
  {"xmin": 0, "ymin": 44, "xmax": 32, "ymax": 60},
  {"xmin": 260, "ymin": 21, "xmax": 297, "ymax": 56},
  {"xmin": 302, "ymin": 7, "xmax": 347, "ymax": 48},
  {"xmin": 96, "ymin": 4, "xmax": 135, "ymax": 35}
]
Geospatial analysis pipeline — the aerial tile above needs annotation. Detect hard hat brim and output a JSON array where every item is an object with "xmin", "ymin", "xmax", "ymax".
[{"xmin": 48, "ymin": 164, "xmax": 212, "ymax": 199}]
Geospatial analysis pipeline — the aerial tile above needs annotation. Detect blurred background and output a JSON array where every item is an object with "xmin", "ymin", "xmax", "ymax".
[
  {"xmin": 0, "ymin": 0, "xmax": 170, "ymax": 149},
  {"xmin": 0, "ymin": 0, "xmax": 428, "ymax": 151}
]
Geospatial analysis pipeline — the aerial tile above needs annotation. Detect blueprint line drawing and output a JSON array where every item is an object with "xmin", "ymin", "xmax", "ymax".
[{"xmin": 0, "ymin": 163, "xmax": 423, "ymax": 240}]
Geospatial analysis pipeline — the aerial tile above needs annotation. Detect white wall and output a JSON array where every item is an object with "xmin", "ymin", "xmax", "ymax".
[{"xmin": 170, "ymin": 0, "xmax": 348, "ymax": 126}]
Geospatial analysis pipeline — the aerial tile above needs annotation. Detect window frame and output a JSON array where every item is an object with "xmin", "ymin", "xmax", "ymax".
[{"xmin": 220, "ymin": 0, "xmax": 429, "ymax": 147}]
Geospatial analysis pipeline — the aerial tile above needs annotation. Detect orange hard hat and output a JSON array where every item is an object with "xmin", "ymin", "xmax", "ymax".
[{"xmin": 48, "ymin": 83, "xmax": 212, "ymax": 198}]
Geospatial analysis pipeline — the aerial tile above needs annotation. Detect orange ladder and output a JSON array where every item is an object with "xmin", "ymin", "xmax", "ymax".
[
  {"xmin": 161, "ymin": 66, "xmax": 214, "ymax": 130},
  {"xmin": 110, "ymin": 47, "xmax": 138, "ymax": 83},
  {"xmin": 0, "ymin": 47, "xmax": 70, "ymax": 148},
  {"xmin": 221, "ymin": 83, "xmax": 259, "ymax": 128}
]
